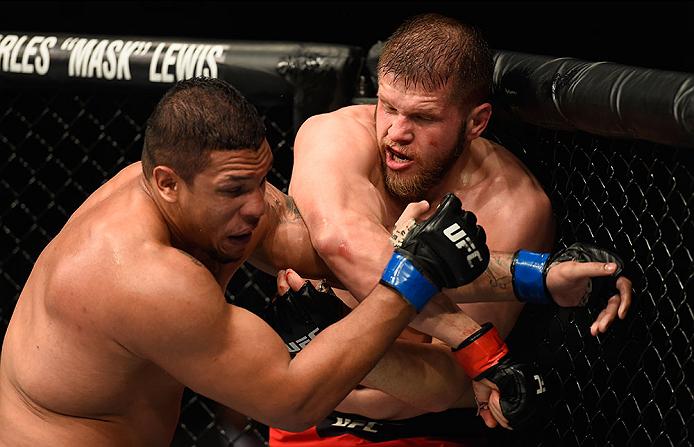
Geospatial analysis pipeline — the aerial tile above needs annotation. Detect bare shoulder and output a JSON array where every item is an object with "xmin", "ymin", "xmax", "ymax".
[
  {"xmin": 296, "ymin": 105, "xmax": 376, "ymax": 155},
  {"xmin": 474, "ymin": 138, "xmax": 548, "ymax": 203},
  {"xmin": 51, "ymin": 235, "xmax": 226, "ymax": 354},
  {"xmin": 304, "ymin": 104, "xmax": 375, "ymax": 127},
  {"xmin": 291, "ymin": 105, "xmax": 380, "ymax": 191},
  {"xmin": 469, "ymin": 138, "xmax": 554, "ymax": 247},
  {"xmin": 113, "ymin": 244, "xmax": 228, "ymax": 354}
]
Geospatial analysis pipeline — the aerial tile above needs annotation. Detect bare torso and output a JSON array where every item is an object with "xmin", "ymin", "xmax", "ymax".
[{"xmin": 0, "ymin": 163, "xmax": 236, "ymax": 446}]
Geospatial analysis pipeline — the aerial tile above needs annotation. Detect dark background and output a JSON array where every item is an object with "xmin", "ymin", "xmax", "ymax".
[{"xmin": 1, "ymin": 1, "xmax": 693, "ymax": 73}]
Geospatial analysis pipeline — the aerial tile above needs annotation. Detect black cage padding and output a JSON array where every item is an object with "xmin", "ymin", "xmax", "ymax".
[
  {"xmin": 0, "ymin": 33, "xmax": 364, "ymax": 131},
  {"xmin": 366, "ymin": 42, "xmax": 694, "ymax": 148},
  {"xmin": 492, "ymin": 51, "xmax": 694, "ymax": 148}
]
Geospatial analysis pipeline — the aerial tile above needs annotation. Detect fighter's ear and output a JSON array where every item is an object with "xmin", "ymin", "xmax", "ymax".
[
  {"xmin": 152, "ymin": 165, "xmax": 182, "ymax": 203},
  {"xmin": 466, "ymin": 102, "xmax": 492, "ymax": 140}
]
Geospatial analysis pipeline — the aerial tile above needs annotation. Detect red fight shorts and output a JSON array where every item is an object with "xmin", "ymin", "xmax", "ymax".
[{"xmin": 269, "ymin": 409, "xmax": 489, "ymax": 447}]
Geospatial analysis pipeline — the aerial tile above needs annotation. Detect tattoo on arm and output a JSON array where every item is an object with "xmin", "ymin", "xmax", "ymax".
[
  {"xmin": 265, "ymin": 185, "xmax": 304, "ymax": 224},
  {"xmin": 284, "ymin": 195, "xmax": 304, "ymax": 222},
  {"xmin": 176, "ymin": 248, "xmax": 204, "ymax": 267},
  {"xmin": 176, "ymin": 248, "xmax": 214, "ymax": 273},
  {"xmin": 486, "ymin": 254, "xmax": 513, "ymax": 290}
]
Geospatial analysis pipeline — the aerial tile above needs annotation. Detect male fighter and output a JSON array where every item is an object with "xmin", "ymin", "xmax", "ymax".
[{"xmin": 274, "ymin": 12, "xmax": 632, "ymax": 445}]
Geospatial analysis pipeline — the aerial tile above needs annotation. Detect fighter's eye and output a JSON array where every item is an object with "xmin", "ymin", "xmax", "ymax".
[{"xmin": 221, "ymin": 187, "xmax": 243, "ymax": 196}]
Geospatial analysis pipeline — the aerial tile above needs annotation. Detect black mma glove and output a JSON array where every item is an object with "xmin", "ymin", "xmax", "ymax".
[
  {"xmin": 380, "ymin": 193, "xmax": 490, "ymax": 311},
  {"xmin": 262, "ymin": 281, "xmax": 347, "ymax": 357},
  {"xmin": 453, "ymin": 323, "xmax": 546, "ymax": 429},
  {"xmin": 512, "ymin": 242, "xmax": 624, "ymax": 305}
]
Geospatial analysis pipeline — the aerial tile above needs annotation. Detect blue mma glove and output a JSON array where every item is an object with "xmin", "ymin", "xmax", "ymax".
[
  {"xmin": 381, "ymin": 193, "xmax": 490, "ymax": 311},
  {"xmin": 512, "ymin": 242, "xmax": 624, "ymax": 305}
]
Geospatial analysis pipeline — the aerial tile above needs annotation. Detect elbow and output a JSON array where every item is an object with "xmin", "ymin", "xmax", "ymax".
[
  {"xmin": 259, "ymin": 385, "xmax": 335, "ymax": 431},
  {"xmin": 424, "ymin": 392, "xmax": 460, "ymax": 414},
  {"xmin": 271, "ymin": 418, "xmax": 316, "ymax": 433},
  {"xmin": 310, "ymin": 225, "xmax": 351, "ymax": 262},
  {"xmin": 414, "ymin": 383, "xmax": 468, "ymax": 414},
  {"xmin": 267, "ymin": 404, "xmax": 329, "ymax": 432}
]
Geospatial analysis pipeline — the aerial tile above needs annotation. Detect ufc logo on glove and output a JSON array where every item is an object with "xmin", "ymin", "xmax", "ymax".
[
  {"xmin": 443, "ymin": 222, "xmax": 484, "ymax": 267},
  {"xmin": 286, "ymin": 327, "xmax": 320, "ymax": 354}
]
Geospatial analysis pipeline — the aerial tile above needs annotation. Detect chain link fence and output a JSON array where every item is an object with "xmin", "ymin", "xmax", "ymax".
[
  {"xmin": 486, "ymin": 122, "xmax": 693, "ymax": 446},
  {"xmin": 2, "ymin": 59, "xmax": 692, "ymax": 447}
]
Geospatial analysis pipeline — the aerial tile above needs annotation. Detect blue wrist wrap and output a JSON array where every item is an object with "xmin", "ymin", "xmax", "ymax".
[
  {"xmin": 380, "ymin": 252, "xmax": 438, "ymax": 312},
  {"xmin": 512, "ymin": 250, "xmax": 552, "ymax": 304}
]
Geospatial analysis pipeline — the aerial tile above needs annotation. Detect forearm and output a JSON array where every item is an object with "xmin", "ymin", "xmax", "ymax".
[
  {"xmin": 359, "ymin": 339, "xmax": 473, "ymax": 413},
  {"xmin": 336, "ymin": 388, "xmax": 435, "ymax": 420},
  {"xmin": 445, "ymin": 251, "xmax": 518, "ymax": 303},
  {"xmin": 313, "ymin": 221, "xmax": 487, "ymax": 347},
  {"xmin": 327, "ymin": 247, "xmax": 529, "ymax": 307},
  {"xmin": 275, "ymin": 285, "xmax": 415, "ymax": 429},
  {"xmin": 337, "ymin": 383, "xmax": 477, "ymax": 420}
]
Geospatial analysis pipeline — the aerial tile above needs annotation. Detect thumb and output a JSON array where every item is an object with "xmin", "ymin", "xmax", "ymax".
[
  {"xmin": 276, "ymin": 269, "xmax": 289, "ymax": 296},
  {"xmin": 390, "ymin": 200, "xmax": 430, "ymax": 248},
  {"xmin": 488, "ymin": 389, "xmax": 511, "ymax": 430},
  {"xmin": 398, "ymin": 200, "xmax": 430, "ymax": 224},
  {"xmin": 285, "ymin": 269, "xmax": 307, "ymax": 292},
  {"xmin": 479, "ymin": 408, "xmax": 498, "ymax": 428}
]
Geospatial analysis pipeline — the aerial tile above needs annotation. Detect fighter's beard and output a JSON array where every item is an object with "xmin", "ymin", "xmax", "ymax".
[{"xmin": 380, "ymin": 145, "xmax": 461, "ymax": 204}]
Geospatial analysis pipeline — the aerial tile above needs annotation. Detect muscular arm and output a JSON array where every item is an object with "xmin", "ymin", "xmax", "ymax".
[
  {"xmin": 247, "ymin": 182, "xmax": 336, "ymax": 282},
  {"xmin": 270, "ymin": 271, "xmax": 476, "ymax": 415},
  {"xmin": 358, "ymin": 339, "xmax": 474, "ymax": 414},
  {"xmin": 338, "ymin": 375, "xmax": 475, "ymax": 420},
  {"xmin": 289, "ymin": 112, "xmax": 397, "ymax": 300},
  {"xmin": 114, "ymin": 250, "xmax": 417, "ymax": 432}
]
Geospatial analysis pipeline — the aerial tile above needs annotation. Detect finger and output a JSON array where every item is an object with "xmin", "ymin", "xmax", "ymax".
[
  {"xmin": 564, "ymin": 261, "xmax": 618, "ymax": 280},
  {"xmin": 488, "ymin": 390, "xmax": 511, "ymax": 430},
  {"xmin": 590, "ymin": 308, "xmax": 607, "ymax": 336},
  {"xmin": 616, "ymin": 277, "xmax": 633, "ymax": 319},
  {"xmin": 472, "ymin": 381, "xmax": 497, "ymax": 428},
  {"xmin": 472, "ymin": 380, "xmax": 492, "ymax": 405},
  {"xmin": 479, "ymin": 408, "xmax": 498, "ymax": 428},
  {"xmin": 276, "ymin": 269, "xmax": 289, "ymax": 296},
  {"xmin": 589, "ymin": 305, "xmax": 609, "ymax": 336},
  {"xmin": 473, "ymin": 380, "xmax": 509, "ymax": 428},
  {"xmin": 597, "ymin": 295, "xmax": 622, "ymax": 333},
  {"xmin": 397, "ymin": 200, "xmax": 430, "ymax": 225},
  {"xmin": 478, "ymin": 378, "xmax": 499, "ymax": 392},
  {"xmin": 285, "ymin": 269, "xmax": 306, "ymax": 291}
]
